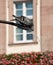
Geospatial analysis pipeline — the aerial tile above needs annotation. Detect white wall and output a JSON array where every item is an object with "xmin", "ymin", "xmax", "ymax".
[{"xmin": 6, "ymin": 43, "xmax": 40, "ymax": 54}]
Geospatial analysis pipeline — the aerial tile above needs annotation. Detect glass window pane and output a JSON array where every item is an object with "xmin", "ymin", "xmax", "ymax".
[
  {"xmin": 16, "ymin": 35, "xmax": 23, "ymax": 41},
  {"xmin": 16, "ymin": 3, "xmax": 22, "ymax": 9},
  {"xmin": 26, "ymin": 10, "xmax": 33, "ymax": 16},
  {"xmin": 27, "ymin": 30, "xmax": 32, "ymax": 32},
  {"xmin": 27, "ymin": 34, "xmax": 33, "ymax": 40},
  {"xmin": 16, "ymin": 10, "xmax": 23, "ymax": 16},
  {"xmin": 16, "ymin": 28, "xmax": 23, "ymax": 33},
  {"xmin": 26, "ymin": 2, "xmax": 33, "ymax": 8}
]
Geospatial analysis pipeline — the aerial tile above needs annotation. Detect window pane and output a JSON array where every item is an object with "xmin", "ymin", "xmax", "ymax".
[
  {"xmin": 27, "ymin": 30, "xmax": 32, "ymax": 32},
  {"xmin": 16, "ymin": 3, "xmax": 22, "ymax": 9},
  {"xmin": 27, "ymin": 34, "xmax": 33, "ymax": 40},
  {"xmin": 16, "ymin": 35, "xmax": 23, "ymax": 41},
  {"xmin": 26, "ymin": 9, "xmax": 33, "ymax": 16},
  {"xmin": 26, "ymin": 2, "xmax": 33, "ymax": 8},
  {"xmin": 16, "ymin": 10, "xmax": 23, "ymax": 16},
  {"xmin": 16, "ymin": 28, "xmax": 23, "ymax": 33}
]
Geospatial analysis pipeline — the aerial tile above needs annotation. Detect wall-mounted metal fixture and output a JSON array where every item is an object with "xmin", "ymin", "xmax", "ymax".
[{"xmin": 0, "ymin": 15, "xmax": 33, "ymax": 31}]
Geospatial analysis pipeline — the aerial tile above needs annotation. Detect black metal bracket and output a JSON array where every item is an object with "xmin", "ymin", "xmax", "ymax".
[{"xmin": 0, "ymin": 15, "xmax": 33, "ymax": 31}]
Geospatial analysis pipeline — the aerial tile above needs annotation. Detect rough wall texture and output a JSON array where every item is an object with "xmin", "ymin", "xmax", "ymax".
[
  {"xmin": 0, "ymin": 0, "xmax": 6, "ymax": 54},
  {"xmin": 41, "ymin": 0, "xmax": 53, "ymax": 51},
  {"xmin": 8, "ymin": 0, "xmax": 14, "ymax": 44},
  {"xmin": 33, "ymin": 0, "xmax": 37, "ymax": 42}
]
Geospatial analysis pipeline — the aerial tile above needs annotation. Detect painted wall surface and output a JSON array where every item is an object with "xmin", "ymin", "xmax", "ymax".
[
  {"xmin": 41, "ymin": 0, "xmax": 53, "ymax": 51},
  {"xmin": 0, "ymin": 0, "xmax": 6, "ymax": 54}
]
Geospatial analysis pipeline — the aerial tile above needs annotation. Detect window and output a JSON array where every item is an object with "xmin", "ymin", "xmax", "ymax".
[
  {"xmin": 16, "ymin": 3, "xmax": 23, "ymax": 16},
  {"xmin": 14, "ymin": 2, "xmax": 33, "ymax": 43}
]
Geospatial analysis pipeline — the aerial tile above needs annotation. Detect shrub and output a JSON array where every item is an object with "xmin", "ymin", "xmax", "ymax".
[{"xmin": 0, "ymin": 51, "xmax": 53, "ymax": 65}]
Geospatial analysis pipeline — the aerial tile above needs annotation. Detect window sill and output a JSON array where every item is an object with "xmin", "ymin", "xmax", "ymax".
[{"xmin": 8, "ymin": 41, "xmax": 38, "ymax": 46}]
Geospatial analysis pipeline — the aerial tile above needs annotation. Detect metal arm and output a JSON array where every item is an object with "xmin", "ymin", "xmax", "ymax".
[
  {"xmin": 13, "ymin": 15, "xmax": 33, "ymax": 26},
  {"xmin": 0, "ymin": 15, "xmax": 33, "ymax": 31}
]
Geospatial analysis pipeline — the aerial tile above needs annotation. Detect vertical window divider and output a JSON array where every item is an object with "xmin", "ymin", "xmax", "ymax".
[
  {"xmin": 23, "ymin": 2, "xmax": 27, "ymax": 41},
  {"xmin": 14, "ymin": 3, "xmax": 17, "ymax": 43}
]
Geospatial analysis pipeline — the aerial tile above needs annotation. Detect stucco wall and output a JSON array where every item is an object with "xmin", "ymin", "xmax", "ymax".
[
  {"xmin": 0, "ymin": 0, "xmax": 6, "ymax": 54},
  {"xmin": 41, "ymin": 0, "xmax": 53, "ymax": 51}
]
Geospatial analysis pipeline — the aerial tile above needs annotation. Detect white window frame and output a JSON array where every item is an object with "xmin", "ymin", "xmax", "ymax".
[{"xmin": 13, "ymin": 2, "xmax": 33, "ymax": 43}]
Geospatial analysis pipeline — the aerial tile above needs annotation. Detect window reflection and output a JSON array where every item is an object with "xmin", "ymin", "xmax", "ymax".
[
  {"xmin": 16, "ymin": 35, "xmax": 23, "ymax": 41},
  {"xmin": 27, "ymin": 34, "xmax": 33, "ymax": 40},
  {"xmin": 16, "ymin": 3, "xmax": 22, "ymax": 9},
  {"xmin": 26, "ymin": 10, "xmax": 33, "ymax": 15},
  {"xmin": 16, "ymin": 28, "xmax": 23, "ymax": 33},
  {"xmin": 16, "ymin": 10, "xmax": 23, "ymax": 16},
  {"xmin": 26, "ymin": 2, "xmax": 33, "ymax": 8}
]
